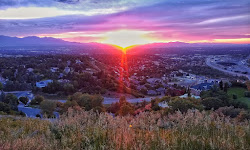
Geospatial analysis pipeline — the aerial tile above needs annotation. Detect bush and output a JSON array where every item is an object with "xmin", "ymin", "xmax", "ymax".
[
  {"xmin": 202, "ymin": 97, "xmax": 224, "ymax": 110},
  {"xmin": 3, "ymin": 94, "xmax": 19, "ymax": 110},
  {"xmin": 19, "ymin": 96, "xmax": 29, "ymax": 105},
  {"xmin": 30, "ymin": 95, "xmax": 44, "ymax": 105},
  {"xmin": 68, "ymin": 93, "xmax": 104, "ymax": 112},
  {"xmin": 0, "ymin": 102, "xmax": 11, "ymax": 113},
  {"xmin": 232, "ymin": 94, "xmax": 237, "ymax": 99},
  {"xmin": 216, "ymin": 106, "xmax": 242, "ymax": 118},
  {"xmin": 245, "ymin": 91, "xmax": 250, "ymax": 97},
  {"xmin": 40, "ymin": 100, "xmax": 57, "ymax": 116},
  {"xmin": 119, "ymin": 104, "xmax": 134, "ymax": 116},
  {"xmin": 169, "ymin": 98, "xmax": 202, "ymax": 113}
]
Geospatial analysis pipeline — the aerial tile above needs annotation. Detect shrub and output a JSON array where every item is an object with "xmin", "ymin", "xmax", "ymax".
[
  {"xmin": 216, "ymin": 106, "xmax": 242, "ymax": 118},
  {"xmin": 245, "ymin": 91, "xmax": 250, "ymax": 97},
  {"xmin": 30, "ymin": 95, "xmax": 44, "ymax": 105},
  {"xmin": 0, "ymin": 102, "xmax": 11, "ymax": 113},
  {"xmin": 3, "ymin": 94, "xmax": 19, "ymax": 110},
  {"xmin": 40, "ymin": 100, "xmax": 57, "ymax": 116},
  {"xmin": 202, "ymin": 97, "xmax": 224, "ymax": 110},
  {"xmin": 19, "ymin": 96, "xmax": 29, "ymax": 105}
]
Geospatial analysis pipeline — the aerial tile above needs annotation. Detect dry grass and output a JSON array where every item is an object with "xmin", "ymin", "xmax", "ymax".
[{"xmin": 0, "ymin": 109, "xmax": 249, "ymax": 150}]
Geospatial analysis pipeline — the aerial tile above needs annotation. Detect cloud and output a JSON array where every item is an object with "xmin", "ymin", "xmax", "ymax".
[{"xmin": 0, "ymin": 0, "xmax": 249, "ymax": 43}]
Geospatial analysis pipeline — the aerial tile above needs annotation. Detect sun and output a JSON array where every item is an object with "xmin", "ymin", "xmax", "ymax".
[{"xmin": 102, "ymin": 30, "xmax": 151, "ymax": 48}]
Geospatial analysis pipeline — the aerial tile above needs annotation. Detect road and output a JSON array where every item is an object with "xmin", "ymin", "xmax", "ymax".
[
  {"xmin": 57, "ymin": 96, "xmax": 159, "ymax": 104},
  {"xmin": 18, "ymin": 96, "xmax": 159, "ymax": 118},
  {"xmin": 206, "ymin": 57, "xmax": 250, "ymax": 80}
]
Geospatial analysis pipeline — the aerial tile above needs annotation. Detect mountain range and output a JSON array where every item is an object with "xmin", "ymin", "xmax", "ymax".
[{"xmin": 0, "ymin": 35, "xmax": 249, "ymax": 54}]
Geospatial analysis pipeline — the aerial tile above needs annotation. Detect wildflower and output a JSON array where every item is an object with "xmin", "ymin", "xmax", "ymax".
[{"xmin": 129, "ymin": 125, "xmax": 132, "ymax": 128}]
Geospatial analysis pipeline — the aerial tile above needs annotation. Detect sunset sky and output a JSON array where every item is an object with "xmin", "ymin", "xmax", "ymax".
[{"xmin": 0, "ymin": 0, "xmax": 250, "ymax": 47}]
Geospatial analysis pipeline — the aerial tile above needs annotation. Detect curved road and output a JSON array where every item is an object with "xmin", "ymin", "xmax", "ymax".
[
  {"xmin": 57, "ymin": 96, "xmax": 159, "ymax": 104},
  {"xmin": 206, "ymin": 57, "xmax": 250, "ymax": 80},
  {"xmin": 19, "ymin": 96, "xmax": 160, "ymax": 118}
]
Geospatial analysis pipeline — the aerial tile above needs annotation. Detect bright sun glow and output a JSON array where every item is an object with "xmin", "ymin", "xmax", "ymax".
[{"xmin": 103, "ymin": 30, "xmax": 151, "ymax": 48}]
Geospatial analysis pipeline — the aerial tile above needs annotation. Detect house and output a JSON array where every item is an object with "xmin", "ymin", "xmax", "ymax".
[
  {"xmin": 190, "ymin": 83, "xmax": 214, "ymax": 91},
  {"xmin": 76, "ymin": 59, "xmax": 83, "ymax": 64},
  {"xmin": 179, "ymin": 94, "xmax": 200, "ymax": 99},
  {"xmin": 58, "ymin": 79, "xmax": 70, "ymax": 83},
  {"xmin": 158, "ymin": 101, "xmax": 169, "ymax": 108},
  {"xmin": 50, "ymin": 67, "xmax": 59, "ymax": 73},
  {"xmin": 26, "ymin": 68, "xmax": 33, "ymax": 73},
  {"xmin": 64, "ymin": 67, "xmax": 70, "ymax": 74},
  {"xmin": 147, "ymin": 90, "xmax": 157, "ymax": 96},
  {"xmin": 156, "ymin": 87, "xmax": 165, "ymax": 95},
  {"xmin": 36, "ymin": 80, "xmax": 53, "ymax": 88}
]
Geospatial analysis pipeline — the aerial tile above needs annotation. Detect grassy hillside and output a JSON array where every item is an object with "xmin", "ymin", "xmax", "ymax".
[
  {"xmin": 228, "ymin": 87, "xmax": 250, "ymax": 108},
  {"xmin": 0, "ymin": 110, "xmax": 249, "ymax": 150}
]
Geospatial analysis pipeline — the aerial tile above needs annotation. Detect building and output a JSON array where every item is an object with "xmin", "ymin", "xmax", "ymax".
[
  {"xmin": 158, "ymin": 101, "xmax": 169, "ymax": 108},
  {"xmin": 36, "ymin": 80, "xmax": 53, "ymax": 88},
  {"xmin": 50, "ymin": 67, "xmax": 59, "ymax": 73},
  {"xmin": 179, "ymin": 94, "xmax": 200, "ymax": 99},
  {"xmin": 64, "ymin": 67, "xmax": 70, "ymax": 74},
  {"xmin": 190, "ymin": 83, "xmax": 214, "ymax": 94},
  {"xmin": 147, "ymin": 90, "xmax": 158, "ymax": 96}
]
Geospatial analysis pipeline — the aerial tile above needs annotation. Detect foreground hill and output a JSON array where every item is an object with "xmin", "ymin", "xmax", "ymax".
[{"xmin": 0, "ymin": 110, "xmax": 249, "ymax": 150}]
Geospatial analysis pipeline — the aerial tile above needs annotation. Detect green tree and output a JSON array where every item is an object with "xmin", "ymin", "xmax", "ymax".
[
  {"xmin": 40, "ymin": 100, "xmax": 56, "ymax": 117},
  {"xmin": 151, "ymin": 99, "xmax": 160, "ymax": 111},
  {"xmin": 0, "ymin": 91, "xmax": 5, "ymax": 102},
  {"xmin": 219, "ymin": 80, "xmax": 223, "ymax": 90},
  {"xmin": 69, "ymin": 93, "xmax": 104, "ymax": 111},
  {"xmin": 19, "ymin": 97, "xmax": 29, "ymax": 105},
  {"xmin": 169, "ymin": 98, "xmax": 202, "ymax": 113},
  {"xmin": 0, "ymin": 83, "xmax": 3, "ymax": 91},
  {"xmin": 0, "ymin": 102, "xmax": 11, "ymax": 113},
  {"xmin": 202, "ymin": 97, "xmax": 224, "ymax": 110},
  {"xmin": 187, "ymin": 87, "xmax": 191, "ymax": 97},
  {"xmin": 224, "ymin": 82, "xmax": 229, "ymax": 93},
  {"xmin": 3, "ymin": 94, "xmax": 19, "ymax": 110},
  {"xmin": 31, "ymin": 95, "xmax": 44, "ymax": 105},
  {"xmin": 119, "ymin": 104, "xmax": 134, "ymax": 116}
]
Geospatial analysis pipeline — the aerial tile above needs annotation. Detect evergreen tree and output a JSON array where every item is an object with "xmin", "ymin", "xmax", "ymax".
[
  {"xmin": 224, "ymin": 82, "xmax": 229, "ymax": 93},
  {"xmin": 219, "ymin": 80, "xmax": 223, "ymax": 90}
]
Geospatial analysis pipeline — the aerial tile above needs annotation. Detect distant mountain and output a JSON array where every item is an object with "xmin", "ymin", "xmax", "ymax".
[
  {"xmin": 0, "ymin": 35, "xmax": 249, "ymax": 55},
  {"xmin": 0, "ymin": 35, "xmax": 123, "ymax": 54},
  {"xmin": 0, "ymin": 35, "xmax": 82, "ymax": 47},
  {"xmin": 126, "ymin": 41, "xmax": 250, "ymax": 54}
]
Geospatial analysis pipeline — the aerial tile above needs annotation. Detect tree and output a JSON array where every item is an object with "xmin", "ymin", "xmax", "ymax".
[
  {"xmin": 40, "ymin": 100, "xmax": 57, "ymax": 117},
  {"xmin": 0, "ymin": 102, "xmax": 11, "ymax": 113},
  {"xmin": 69, "ymin": 93, "xmax": 104, "ymax": 111},
  {"xmin": 3, "ymin": 94, "xmax": 19, "ymax": 110},
  {"xmin": 19, "ymin": 97, "xmax": 29, "ymax": 105},
  {"xmin": 169, "ymin": 98, "xmax": 202, "ymax": 113},
  {"xmin": 0, "ymin": 91, "xmax": 5, "ymax": 102},
  {"xmin": 246, "ymin": 81, "xmax": 250, "ymax": 91},
  {"xmin": 224, "ymin": 82, "xmax": 229, "ymax": 93},
  {"xmin": 31, "ymin": 95, "xmax": 44, "ymax": 105},
  {"xmin": 0, "ymin": 83, "xmax": 3, "ymax": 91},
  {"xmin": 187, "ymin": 87, "xmax": 191, "ymax": 97},
  {"xmin": 107, "ymin": 102, "xmax": 120, "ymax": 114},
  {"xmin": 151, "ymin": 99, "xmax": 160, "ymax": 111},
  {"xmin": 219, "ymin": 80, "xmax": 223, "ymax": 90},
  {"xmin": 202, "ymin": 97, "xmax": 224, "ymax": 110},
  {"xmin": 119, "ymin": 104, "xmax": 134, "ymax": 116},
  {"xmin": 119, "ymin": 96, "xmax": 128, "ymax": 106},
  {"xmin": 232, "ymin": 94, "xmax": 237, "ymax": 100}
]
